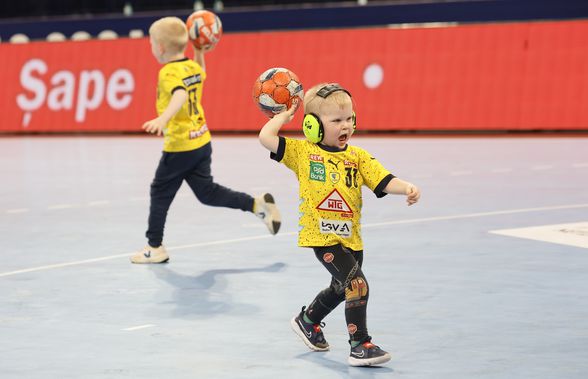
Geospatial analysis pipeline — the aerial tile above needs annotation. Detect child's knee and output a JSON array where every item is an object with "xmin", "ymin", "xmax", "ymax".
[
  {"xmin": 344, "ymin": 276, "xmax": 369, "ymax": 307},
  {"xmin": 193, "ymin": 182, "xmax": 216, "ymax": 204}
]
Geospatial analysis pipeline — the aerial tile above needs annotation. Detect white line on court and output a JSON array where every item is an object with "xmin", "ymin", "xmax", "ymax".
[
  {"xmin": 449, "ymin": 170, "xmax": 473, "ymax": 176},
  {"xmin": 0, "ymin": 234, "xmax": 290, "ymax": 278},
  {"xmin": 122, "ymin": 324, "xmax": 156, "ymax": 331},
  {"xmin": 87, "ymin": 200, "xmax": 110, "ymax": 206},
  {"xmin": 412, "ymin": 173, "xmax": 433, "ymax": 179},
  {"xmin": 1, "ymin": 203, "xmax": 587, "ymax": 278},
  {"xmin": 6, "ymin": 208, "xmax": 29, "ymax": 214},
  {"xmin": 241, "ymin": 223, "xmax": 266, "ymax": 228},
  {"xmin": 491, "ymin": 168, "xmax": 513, "ymax": 173},
  {"xmin": 364, "ymin": 203, "xmax": 588, "ymax": 228},
  {"xmin": 531, "ymin": 165, "xmax": 554, "ymax": 170},
  {"xmin": 3, "ymin": 161, "xmax": 580, "ymax": 214},
  {"xmin": 47, "ymin": 204, "xmax": 78, "ymax": 210},
  {"xmin": 130, "ymin": 196, "xmax": 149, "ymax": 201},
  {"xmin": 250, "ymin": 186, "xmax": 273, "ymax": 192}
]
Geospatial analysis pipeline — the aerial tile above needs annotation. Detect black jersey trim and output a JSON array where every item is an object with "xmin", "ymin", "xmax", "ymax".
[
  {"xmin": 374, "ymin": 173, "xmax": 395, "ymax": 198},
  {"xmin": 169, "ymin": 57, "xmax": 190, "ymax": 64},
  {"xmin": 171, "ymin": 86, "xmax": 186, "ymax": 94},
  {"xmin": 318, "ymin": 143, "xmax": 348, "ymax": 153},
  {"xmin": 270, "ymin": 136, "xmax": 286, "ymax": 162}
]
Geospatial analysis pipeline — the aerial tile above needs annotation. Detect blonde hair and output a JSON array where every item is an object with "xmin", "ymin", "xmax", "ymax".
[
  {"xmin": 149, "ymin": 17, "xmax": 188, "ymax": 54},
  {"xmin": 303, "ymin": 83, "xmax": 352, "ymax": 116}
]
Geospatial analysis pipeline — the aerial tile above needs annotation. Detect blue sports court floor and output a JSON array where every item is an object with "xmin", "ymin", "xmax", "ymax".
[{"xmin": 1, "ymin": 135, "xmax": 587, "ymax": 378}]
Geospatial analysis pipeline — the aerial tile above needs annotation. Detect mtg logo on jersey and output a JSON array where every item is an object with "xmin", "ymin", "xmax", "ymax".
[
  {"xmin": 320, "ymin": 219, "xmax": 352, "ymax": 237},
  {"xmin": 316, "ymin": 189, "xmax": 353, "ymax": 216}
]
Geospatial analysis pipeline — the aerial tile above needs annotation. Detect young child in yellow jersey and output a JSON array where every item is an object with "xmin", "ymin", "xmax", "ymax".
[
  {"xmin": 131, "ymin": 17, "xmax": 281, "ymax": 264},
  {"xmin": 258, "ymin": 83, "xmax": 421, "ymax": 366}
]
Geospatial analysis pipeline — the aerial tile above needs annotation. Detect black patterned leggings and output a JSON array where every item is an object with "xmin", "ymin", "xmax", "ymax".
[{"xmin": 305, "ymin": 244, "xmax": 370, "ymax": 344}]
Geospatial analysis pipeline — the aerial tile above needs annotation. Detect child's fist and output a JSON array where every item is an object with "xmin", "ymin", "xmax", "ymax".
[{"xmin": 406, "ymin": 184, "xmax": 420, "ymax": 206}]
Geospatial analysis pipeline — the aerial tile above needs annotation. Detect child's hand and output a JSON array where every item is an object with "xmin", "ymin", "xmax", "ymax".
[
  {"xmin": 274, "ymin": 98, "xmax": 300, "ymax": 125},
  {"xmin": 142, "ymin": 117, "xmax": 166, "ymax": 136},
  {"xmin": 193, "ymin": 44, "xmax": 215, "ymax": 54},
  {"xmin": 406, "ymin": 183, "xmax": 420, "ymax": 206},
  {"xmin": 259, "ymin": 98, "xmax": 300, "ymax": 153}
]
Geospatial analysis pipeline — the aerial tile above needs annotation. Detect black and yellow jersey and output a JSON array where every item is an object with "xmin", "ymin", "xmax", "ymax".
[
  {"xmin": 156, "ymin": 58, "xmax": 211, "ymax": 152},
  {"xmin": 271, "ymin": 137, "xmax": 394, "ymax": 250}
]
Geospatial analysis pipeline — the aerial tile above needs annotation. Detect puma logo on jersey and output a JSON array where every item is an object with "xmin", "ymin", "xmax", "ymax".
[{"xmin": 328, "ymin": 159, "xmax": 340, "ymax": 169}]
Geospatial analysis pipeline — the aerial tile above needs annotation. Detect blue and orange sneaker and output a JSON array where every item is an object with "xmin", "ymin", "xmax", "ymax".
[
  {"xmin": 290, "ymin": 306, "xmax": 329, "ymax": 351},
  {"xmin": 348, "ymin": 339, "xmax": 391, "ymax": 366}
]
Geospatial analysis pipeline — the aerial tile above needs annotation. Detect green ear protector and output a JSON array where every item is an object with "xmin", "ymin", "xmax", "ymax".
[{"xmin": 302, "ymin": 84, "xmax": 356, "ymax": 143}]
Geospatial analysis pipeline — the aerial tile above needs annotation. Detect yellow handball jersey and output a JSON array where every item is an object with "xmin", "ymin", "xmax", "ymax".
[
  {"xmin": 156, "ymin": 58, "xmax": 211, "ymax": 152},
  {"xmin": 271, "ymin": 137, "xmax": 394, "ymax": 251}
]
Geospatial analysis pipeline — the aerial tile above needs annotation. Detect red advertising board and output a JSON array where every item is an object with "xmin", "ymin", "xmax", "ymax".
[
  {"xmin": 1, "ymin": 20, "xmax": 587, "ymax": 133},
  {"xmin": 0, "ymin": 38, "xmax": 155, "ymax": 132}
]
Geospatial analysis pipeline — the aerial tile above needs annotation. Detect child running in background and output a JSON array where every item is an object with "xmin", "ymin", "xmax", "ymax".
[
  {"xmin": 258, "ymin": 83, "xmax": 420, "ymax": 366},
  {"xmin": 131, "ymin": 17, "xmax": 280, "ymax": 264}
]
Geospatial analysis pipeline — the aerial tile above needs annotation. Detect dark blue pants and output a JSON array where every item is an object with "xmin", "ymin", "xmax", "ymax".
[{"xmin": 146, "ymin": 142, "xmax": 254, "ymax": 247}]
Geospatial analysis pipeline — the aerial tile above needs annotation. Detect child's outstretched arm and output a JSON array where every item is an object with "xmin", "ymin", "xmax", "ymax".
[
  {"xmin": 192, "ymin": 44, "xmax": 214, "ymax": 72},
  {"xmin": 192, "ymin": 46, "xmax": 206, "ymax": 72},
  {"xmin": 384, "ymin": 178, "xmax": 421, "ymax": 206},
  {"xmin": 258, "ymin": 101, "xmax": 298, "ymax": 154},
  {"xmin": 142, "ymin": 89, "xmax": 188, "ymax": 136}
]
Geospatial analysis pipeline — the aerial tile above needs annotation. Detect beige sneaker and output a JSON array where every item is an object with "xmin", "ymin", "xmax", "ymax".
[
  {"xmin": 254, "ymin": 193, "xmax": 281, "ymax": 235},
  {"xmin": 130, "ymin": 245, "xmax": 169, "ymax": 264}
]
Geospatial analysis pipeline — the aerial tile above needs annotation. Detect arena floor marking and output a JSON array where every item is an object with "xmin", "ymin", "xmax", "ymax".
[
  {"xmin": 122, "ymin": 324, "xmax": 156, "ymax": 332},
  {"xmin": 1, "ymin": 203, "xmax": 587, "ymax": 279},
  {"xmin": 0, "ymin": 234, "xmax": 289, "ymax": 278},
  {"xmin": 490, "ymin": 221, "xmax": 588, "ymax": 249},
  {"xmin": 363, "ymin": 203, "xmax": 588, "ymax": 228}
]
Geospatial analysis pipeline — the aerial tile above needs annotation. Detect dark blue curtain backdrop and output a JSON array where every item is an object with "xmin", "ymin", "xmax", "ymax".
[{"xmin": 1, "ymin": 0, "xmax": 588, "ymax": 41}]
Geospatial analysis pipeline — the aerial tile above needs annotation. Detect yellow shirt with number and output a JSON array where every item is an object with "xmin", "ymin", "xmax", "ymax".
[
  {"xmin": 271, "ymin": 137, "xmax": 394, "ymax": 250},
  {"xmin": 156, "ymin": 58, "xmax": 211, "ymax": 152}
]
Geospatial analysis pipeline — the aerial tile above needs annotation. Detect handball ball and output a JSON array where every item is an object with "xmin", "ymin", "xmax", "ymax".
[
  {"xmin": 252, "ymin": 67, "xmax": 304, "ymax": 118},
  {"xmin": 186, "ymin": 10, "xmax": 222, "ymax": 49}
]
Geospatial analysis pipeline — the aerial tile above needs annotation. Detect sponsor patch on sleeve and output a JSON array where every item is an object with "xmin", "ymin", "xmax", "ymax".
[{"xmin": 182, "ymin": 74, "xmax": 202, "ymax": 87}]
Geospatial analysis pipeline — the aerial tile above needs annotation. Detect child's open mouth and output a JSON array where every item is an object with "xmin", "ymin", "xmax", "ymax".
[{"xmin": 338, "ymin": 134, "xmax": 348, "ymax": 142}]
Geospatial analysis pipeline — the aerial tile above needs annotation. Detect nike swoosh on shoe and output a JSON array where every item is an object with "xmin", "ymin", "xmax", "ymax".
[{"xmin": 298, "ymin": 320, "xmax": 312, "ymax": 338}]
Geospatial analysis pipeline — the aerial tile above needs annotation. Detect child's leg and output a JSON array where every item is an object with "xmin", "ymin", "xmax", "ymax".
[
  {"xmin": 309, "ymin": 245, "xmax": 370, "ymax": 345},
  {"xmin": 145, "ymin": 152, "xmax": 187, "ymax": 247},
  {"xmin": 184, "ymin": 143, "xmax": 254, "ymax": 211},
  {"xmin": 304, "ymin": 276, "xmax": 346, "ymax": 322}
]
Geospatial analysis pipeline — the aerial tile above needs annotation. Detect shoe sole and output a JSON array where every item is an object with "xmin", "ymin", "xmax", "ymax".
[
  {"xmin": 263, "ymin": 193, "xmax": 281, "ymax": 235},
  {"xmin": 290, "ymin": 317, "xmax": 330, "ymax": 352},
  {"xmin": 130, "ymin": 256, "xmax": 170, "ymax": 264},
  {"xmin": 348, "ymin": 352, "xmax": 391, "ymax": 367}
]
